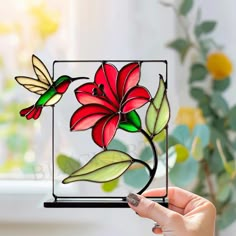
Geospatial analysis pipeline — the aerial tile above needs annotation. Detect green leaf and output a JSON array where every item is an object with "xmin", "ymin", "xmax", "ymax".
[
  {"xmin": 224, "ymin": 161, "xmax": 235, "ymax": 176},
  {"xmin": 101, "ymin": 179, "xmax": 119, "ymax": 192},
  {"xmin": 213, "ymin": 77, "xmax": 230, "ymax": 92},
  {"xmin": 195, "ymin": 21, "xmax": 217, "ymax": 37},
  {"xmin": 159, "ymin": 135, "xmax": 179, "ymax": 153},
  {"xmin": 167, "ymin": 38, "xmax": 191, "ymax": 62},
  {"xmin": 199, "ymin": 39, "xmax": 210, "ymax": 58},
  {"xmin": 145, "ymin": 76, "xmax": 170, "ymax": 136},
  {"xmin": 170, "ymin": 156, "xmax": 199, "ymax": 187},
  {"xmin": 229, "ymin": 106, "xmax": 236, "ymax": 131},
  {"xmin": 108, "ymin": 139, "xmax": 128, "ymax": 153},
  {"xmin": 211, "ymin": 92, "xmax": 229, "ymax": 116},
  {"xmin": 139, "ymin": 146, "xmax": 153, "ymax": 162},
  {"xmin": 216, "ymin": 173, "xmax": 232, "ymax": 203},
  {"xmin": 206, "ymin": 148, "xmax": 224, "ymax": 174},
  {"xmin": 172, "ymin": 125, "xmax": 190, "ymax": 146},
  {"xmin": 119, "ymin": 110, "xmax": 141, "ymax": 132},
  {"xmin": 189, "ymin": 63, "xmax": 208, "ymax": 83},
  {"xmin": 62, "ymin": 150, "xmax": 133, "ymax": 183},
  {"xmin": 191, "ymin": 137, "xmax": 204, "ymax": 161},
  {"xmin": 218, "ymin": 203, "xmax": 236, "ymax": 229},
  {"xmin": 175, "ymin": 144, "xmax": 189, "ymax": 163},
  {"xmin": 123, "ymin": 167, "xmax": 149, "ymax": 189},
  {"xmin": 192, "ymin": 124, "xmax": 210, "ymax": 147},
  {"xmin": 56, "ymin": 154, "xmax": 81, "ymax": 175},
  {"xmin": 190, "ymin": 87, "xmax": 206, "ymax": 101},
  {"xmin": 179, "ymin": 0, "xmax": 193, "ymax": 16},
  {"xmin": 153, "ymin": 129, "xmax": 166, "ymax": 142}
]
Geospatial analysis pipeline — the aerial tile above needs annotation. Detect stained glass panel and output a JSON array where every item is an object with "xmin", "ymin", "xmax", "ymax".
[{"xmin": 15, "ymin": 59, "xmax": 169, "ymax": 207}]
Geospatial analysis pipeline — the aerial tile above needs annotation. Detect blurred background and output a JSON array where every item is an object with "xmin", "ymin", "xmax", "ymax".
[{"xmin": 0, "ymin": 0, "xmax": 235, "ymax": 235}]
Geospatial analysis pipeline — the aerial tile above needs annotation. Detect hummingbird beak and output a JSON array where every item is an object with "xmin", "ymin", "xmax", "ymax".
[{"xmin": 70, "ymin": 77, "xmax": 89, "ymax": 82}]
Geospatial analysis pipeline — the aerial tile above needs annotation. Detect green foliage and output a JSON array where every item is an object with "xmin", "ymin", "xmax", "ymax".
[
  {"xmin": 218, "ymin": 204, "xmax": 236, "ymax": 229},
  {"xmin": 179, "ymin": 0, "xmax": 193, "ymax": 16},
  {"xmin": 195, "ymin": 21, "xmax": 217, "ymax": 37},
  {"xmin": 123, "ymin": 167, "xmax": 149, "ymax": 189},
  {"xmin": 167, "ymin": 38, "xmax": 191, "ymax": 62},
  {"xmin": 170, "ymin": 157, "xmax": 199, "ymax": 187},
  {"xmin": 163, "ymin": 0, "xmax": 236, "ymax": 230},
  {"xmin": 174, "ymin": 144, "xmax": 189, "ymax": 163},
  {"xmin": 108, "ymin": 139, "xmax": 128, "ymax": 153},
  {"xmin": 56, "ymin": 154, "xmax": 81, "ymax": 175},
  {"xmin": 102, "ymin": 179, "xmax": 119, "ymax": 192},
  {"xmin": 62, "ymin": 150, "xmax": 133, "ymax": 184},
  {"xmin": 229, "ymin": 106, "xmax": 236, "ymax": 131},
  {"xmin": 189, "ymin": 63, "xmax": 208, "ymax": 83},
  {"xmin": 213, "ymin": 77, "xmax": 230, "ymax": 92}
]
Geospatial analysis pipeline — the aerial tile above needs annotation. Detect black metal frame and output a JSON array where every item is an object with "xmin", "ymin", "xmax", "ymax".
[{"xmin": 44, "ymin": 60, "xmax": 169, "ymax": 208}]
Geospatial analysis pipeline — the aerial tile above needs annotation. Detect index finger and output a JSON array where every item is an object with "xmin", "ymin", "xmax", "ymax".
[{"xmin": 144, "ymin": 187, "xmax": 200, "ymax": 210}]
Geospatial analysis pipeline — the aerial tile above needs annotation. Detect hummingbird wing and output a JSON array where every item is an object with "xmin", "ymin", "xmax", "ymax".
[
  {"xmin": 15, "ymin": 76, "xmax": 49, "ymax": 95},
  {"xmin": 32, "ymin": 55, "xmax": 53, "ymax": 86}
]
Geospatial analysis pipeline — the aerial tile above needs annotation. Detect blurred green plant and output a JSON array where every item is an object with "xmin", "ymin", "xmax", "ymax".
[{"xmin": 161, "ymin": 0, "xmax": 236, "ymax": 231}]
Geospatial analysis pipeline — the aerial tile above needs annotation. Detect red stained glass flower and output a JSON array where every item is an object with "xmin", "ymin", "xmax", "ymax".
[{"xmin": 70, "ymin": 62, "xmax": 151, "ymax": 148}]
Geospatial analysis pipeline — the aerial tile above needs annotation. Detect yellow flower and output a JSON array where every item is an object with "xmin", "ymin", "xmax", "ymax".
[
  {"xmin": 206, "ymin": 52, "xmax": 233, "ymax": 80},
  {"xmin": 29, "ymin": 3, "xmax": 60, "ymax": 39},
  {"xmin": 175, "ymin": 107, "xmax": 205, "ymax": 130}
]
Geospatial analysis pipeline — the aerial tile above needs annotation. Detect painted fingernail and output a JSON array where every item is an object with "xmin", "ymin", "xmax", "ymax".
[{"xmin": 127, "ymin": 193, "xmax": 140, "ymax": 207}]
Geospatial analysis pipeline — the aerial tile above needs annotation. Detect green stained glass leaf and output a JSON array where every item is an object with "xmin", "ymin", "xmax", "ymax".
[
  {"xmin": 101, "ymin": 178, "xmax": 119, "ymax": 192},
  {"xmin": 146, "ymin": 77, "xmax": 170, "ymax": 136},
  {"xmin": 62, "ymin": 150, "xmax": 133, "ymax": 184},
  {"xmin": 119, "ymin": 110, "xmax": 141, "ymax": 132},
  {"xmin": 57, "ymin": 154, "xmax": 81, "ymax": 175}
]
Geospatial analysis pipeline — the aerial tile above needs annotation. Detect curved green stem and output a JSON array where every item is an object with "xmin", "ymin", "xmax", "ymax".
[{"xmin": 137, "ymin": 129, "xmax": 158, "ymax": 194}]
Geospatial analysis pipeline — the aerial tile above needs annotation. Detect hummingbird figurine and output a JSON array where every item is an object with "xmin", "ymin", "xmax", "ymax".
[{"xmin": 15, "ymin": 55, "xmax": 88, "ymax": 120}]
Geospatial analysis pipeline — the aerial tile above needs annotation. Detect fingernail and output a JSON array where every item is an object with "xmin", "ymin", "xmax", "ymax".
[{"xmin": 127, "ymin": 193, "xmax": 140, "ymax": 207}]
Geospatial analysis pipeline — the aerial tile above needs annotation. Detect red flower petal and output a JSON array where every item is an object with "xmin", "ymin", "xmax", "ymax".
[
  {"xmin": 121, "ymin": 86, "xmax": 151, "ymax": 113},
  {"xmin": 75, "ymin": 83, "xmax": 117, "ymax": 112},
  {"xmin": 92, "ymin": 114, "xmax": 120, "ymax": 148},
  {"xmin": 95, "ymin": 63, "xmax": 119, "ymax": 107},
  {"xmin": 70, "ymin": 104, "xmax": 112, "ymax": 131},
  {"xmin": 117, "ymin": 63, "xmax": 140, "ymax": 99}
]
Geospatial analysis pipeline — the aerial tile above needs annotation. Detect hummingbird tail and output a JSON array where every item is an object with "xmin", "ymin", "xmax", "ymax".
[{"xmin": 20, "ymin": 105, "xmax": 43, "ymax": 120}]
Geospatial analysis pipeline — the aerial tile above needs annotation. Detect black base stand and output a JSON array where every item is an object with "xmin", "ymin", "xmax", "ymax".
[{"xmin": 44, "ymin": 198, "xmax": 168, "ymax": 208}]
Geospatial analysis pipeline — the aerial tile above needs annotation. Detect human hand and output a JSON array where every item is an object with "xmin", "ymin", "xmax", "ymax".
[{"xmin": 127, "ymin": 187, "xmax": 216, "ymax": 236}]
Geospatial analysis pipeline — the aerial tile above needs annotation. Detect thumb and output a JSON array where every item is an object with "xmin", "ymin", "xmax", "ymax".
[{"xmin": 127, "ymin": 193, "xmax": 181, "ymax": 227}]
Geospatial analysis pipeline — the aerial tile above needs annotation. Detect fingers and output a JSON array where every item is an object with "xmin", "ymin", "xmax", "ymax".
[
  {"xmin": 127, "ymin": 193, "xmax": 182, "ymax": 227},
  {"xmin": 144, "ymin": 187, "xmax": 199, "ymax": 210}
]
